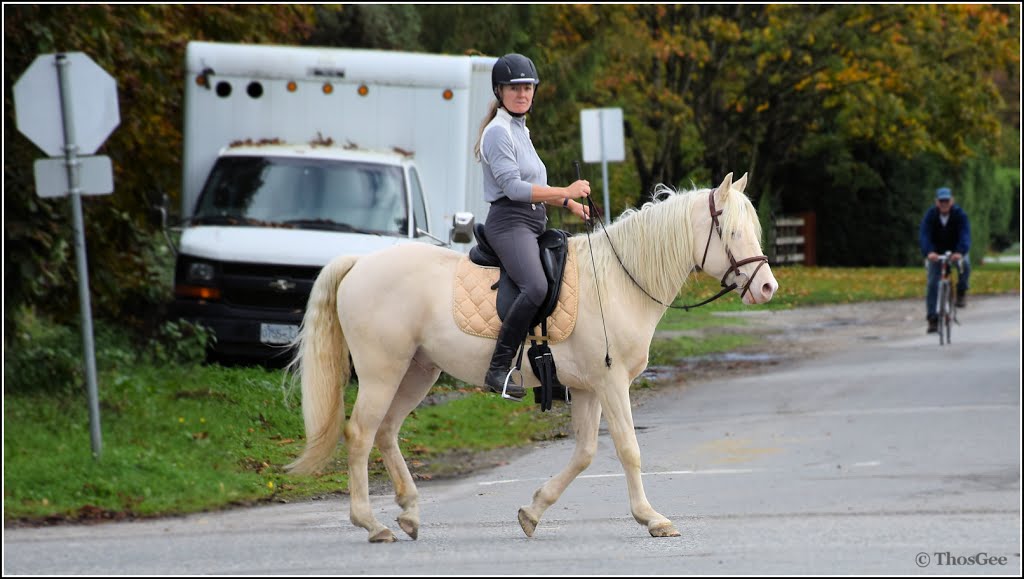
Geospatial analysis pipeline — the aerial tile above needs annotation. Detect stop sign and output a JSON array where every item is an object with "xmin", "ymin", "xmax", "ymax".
[{"xmin": 13, "ymin": 52, "xmax": 120, "ymax": 157}]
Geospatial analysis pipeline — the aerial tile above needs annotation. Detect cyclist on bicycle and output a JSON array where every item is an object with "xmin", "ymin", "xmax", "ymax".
[{"xmin": 919, "ymin": 186, "xmax": 972, "ymax": 334}]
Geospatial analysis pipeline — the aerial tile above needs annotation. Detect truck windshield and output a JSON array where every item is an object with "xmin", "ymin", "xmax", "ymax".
[{"xmin": 192, "ymin": 156, "xmax": 408, "ymax": 235}]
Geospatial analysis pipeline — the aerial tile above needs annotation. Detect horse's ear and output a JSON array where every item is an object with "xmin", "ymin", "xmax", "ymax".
[
  {"xmin": 734, "ymin": 172, "xmax": 748, "ymax": 193},
  {"xmin": 716, "ymin": 172, "xmax": 734, "ymax": 202}
]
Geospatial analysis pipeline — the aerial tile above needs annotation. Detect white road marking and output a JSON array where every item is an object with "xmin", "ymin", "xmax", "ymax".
[{"xmin": 478, "ymin": 462, "xmax": 880, "ymax": 486}]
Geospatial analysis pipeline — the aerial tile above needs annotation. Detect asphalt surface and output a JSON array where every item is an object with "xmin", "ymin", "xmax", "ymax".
[{"xmin": 4, "ymin": 295, "xmax": 1020, "ymax": 574}]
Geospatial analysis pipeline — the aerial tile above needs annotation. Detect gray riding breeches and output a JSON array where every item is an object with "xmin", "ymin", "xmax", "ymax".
[{"xmin": 484, "ymin": 198, "xmax": 548, "ymax": 307}]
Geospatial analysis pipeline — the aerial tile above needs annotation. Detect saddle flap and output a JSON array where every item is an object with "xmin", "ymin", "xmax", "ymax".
[{"xmin": 536, "ymin": 229, "xmax": 569, "ymax": 322}]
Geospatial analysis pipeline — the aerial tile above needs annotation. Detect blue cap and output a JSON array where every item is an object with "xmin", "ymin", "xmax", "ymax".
[{"xmin": 936, "ymin": 187, "xmax": 952, "ymax": 200}]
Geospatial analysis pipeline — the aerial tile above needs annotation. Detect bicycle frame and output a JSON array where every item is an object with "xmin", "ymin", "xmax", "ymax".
[{"xmin": 936, "ymin": 251, "xmax": 962, "ymax": 345}]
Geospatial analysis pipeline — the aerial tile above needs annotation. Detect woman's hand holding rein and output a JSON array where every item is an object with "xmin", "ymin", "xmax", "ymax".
[
  {"xmin": 565, "ymin": 179, "xmax": 591, "ymax": 200},
  {"xmin": 531, "ymin": 179, "xmax": 591, "ymax": 205}
]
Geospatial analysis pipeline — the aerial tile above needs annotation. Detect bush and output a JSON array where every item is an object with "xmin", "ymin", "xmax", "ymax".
[
  {"xmin": 4, "ymin": 308, "xmax": 83, "ymax": 396},
  {"xmin": 3, "ymin": 309, "xmax": 214, "ymax": 395},
  {"xmin": 146, "ymin": 319, "xmax": 215, "ymax": 366}
]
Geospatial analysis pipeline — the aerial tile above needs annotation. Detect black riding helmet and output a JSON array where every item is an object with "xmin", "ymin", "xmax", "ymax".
[{"xmin": 491, "ymin": 53, "xmax": 539, "ymax": 107}]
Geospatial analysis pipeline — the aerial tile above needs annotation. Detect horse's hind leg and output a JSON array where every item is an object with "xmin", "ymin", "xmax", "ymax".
[
  {"xmin": 345, "ymin": 354, "xmax": 412, "ymax": 543},
  {"xmin": 518, "ymin": 388, "xmax": 601, "ymax": 537},
  {"xmin": 374, "ymin": 355, "xmax": 441, "ymax": 540}
]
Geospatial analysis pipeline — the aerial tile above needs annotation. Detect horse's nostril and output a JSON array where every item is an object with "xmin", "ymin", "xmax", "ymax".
[{"xmin": 762, "ymin": 282, "xmax": 775, "ymax": 297}]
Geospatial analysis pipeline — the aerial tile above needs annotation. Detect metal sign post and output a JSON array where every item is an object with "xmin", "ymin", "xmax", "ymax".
[
  {"xmin": 14, "ymin": 52, "xmax": 120, "ymax": 459},
  {"xmin": 580, "ymin": 108, "xmax": 625, "ymax": 225},
  {"xmin": 56, "ymin": 54, "xmax": 104, "ymax": 458}
]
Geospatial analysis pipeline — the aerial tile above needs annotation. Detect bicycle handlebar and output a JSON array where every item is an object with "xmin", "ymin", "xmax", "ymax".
[{"xmin": 936, "ymin": 251, "xmax": 963, "ymax": 274}]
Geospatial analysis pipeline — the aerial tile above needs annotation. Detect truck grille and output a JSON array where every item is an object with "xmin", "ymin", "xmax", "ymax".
[
  {"xmin": 223, "ymin": 287, "xmax": 310, "ymax": 310},
  {"xmin": 219, "ymin": 263, "xmax": 321, "ymax": 310}
]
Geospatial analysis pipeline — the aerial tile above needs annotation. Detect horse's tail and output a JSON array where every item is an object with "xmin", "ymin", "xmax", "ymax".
[{"xmin": 285, "ymin": 254, "xmax": 359, "ymax": 475}]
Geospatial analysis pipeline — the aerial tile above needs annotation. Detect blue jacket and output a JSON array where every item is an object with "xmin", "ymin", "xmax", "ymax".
[{"xmin": 919, "ymin": 205, "xmax": 971, "ymax": 257}]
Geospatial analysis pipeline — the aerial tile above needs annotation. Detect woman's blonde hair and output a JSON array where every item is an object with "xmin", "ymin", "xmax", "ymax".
[{"xmin": 473, "ymin": 100, "xmax": 500, "ymax": 162}]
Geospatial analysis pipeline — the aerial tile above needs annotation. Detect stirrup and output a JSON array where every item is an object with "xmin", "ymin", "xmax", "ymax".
[{"xmin": 502, "ymin": 367, "xmax": 525, "ymax": 401}]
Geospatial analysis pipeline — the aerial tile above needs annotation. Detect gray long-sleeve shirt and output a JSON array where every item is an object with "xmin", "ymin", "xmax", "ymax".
[{"xmin": 480, "ymin": 107, "xmax": 548, "ymax": 203}]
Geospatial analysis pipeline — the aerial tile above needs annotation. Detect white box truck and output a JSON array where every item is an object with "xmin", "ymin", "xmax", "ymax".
[{"xmin": 172, "ymin": 41, "xmax": 496, "ymax": 358}]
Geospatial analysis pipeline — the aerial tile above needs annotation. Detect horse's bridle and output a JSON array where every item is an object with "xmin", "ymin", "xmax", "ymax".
[{"xmin": 699, "ymin": 189, "xmax": 770, "ymax": 302}]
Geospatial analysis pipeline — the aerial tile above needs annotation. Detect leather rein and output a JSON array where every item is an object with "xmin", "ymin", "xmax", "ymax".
[{"xmin": 587, "ymin": 188, "xmax": 769, "ymax": 311}]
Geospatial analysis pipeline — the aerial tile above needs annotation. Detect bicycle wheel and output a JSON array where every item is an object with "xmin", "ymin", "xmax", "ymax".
[{"xmin": 937, "ymin": 282, "xmax": 949, "ymax": 345}]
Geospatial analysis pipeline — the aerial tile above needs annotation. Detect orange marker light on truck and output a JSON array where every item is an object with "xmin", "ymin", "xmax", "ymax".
[
  {"xmin": 287, "ymin": 81, "xmax": 298, "ymax": 92},
  {"xmin": 443, "ymin": 89, "xmax": 453, "ymax": 100},
  {"xmin": 358, "ymin": 84, "xmax": 369, "ymax": 96},
  {"xmin": 175, "ymin": 285, "xmax": 222, "ymax": 301},
  {"xmin": 322, "ymin": 83, "xmax": 333, "ymax": 95}
]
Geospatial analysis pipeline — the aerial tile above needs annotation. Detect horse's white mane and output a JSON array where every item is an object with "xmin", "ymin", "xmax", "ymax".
[{"xmin": 572, "ymin": 181, "xmax": 762, "ymax": 304}]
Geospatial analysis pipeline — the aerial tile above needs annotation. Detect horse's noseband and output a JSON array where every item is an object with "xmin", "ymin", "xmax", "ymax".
[{"xmin": 700, "ymin": 190, "xmax": 770, "ymax": 300}]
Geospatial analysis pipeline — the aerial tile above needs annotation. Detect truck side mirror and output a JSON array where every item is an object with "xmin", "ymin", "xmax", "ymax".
[
  {"xmin": 451, "ymin": 212, "xmax": 475, "ymax": 244},
  {"xmin": 155, "ymin": 192, "xmax": 180, "ymax": 256},
  {"xmin": 156, "ymin": 192, "xmax": 171, "ymax": 230}
]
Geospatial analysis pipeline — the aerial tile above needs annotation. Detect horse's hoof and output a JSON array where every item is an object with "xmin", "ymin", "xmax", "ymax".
[
  {"xmin": 369, "ymin": 528, "xmax": 397, "ymax": 543},
  {"xmin": 518, "ymin": 507, "xmax": 538, "ymax": 538},
  {"xmin": 648, "ymin": 522, "xmax": 681, "ymax": 538},
  {"xmin": 396, "ymin": 515, "xmax": 419, "ymax": 540}
]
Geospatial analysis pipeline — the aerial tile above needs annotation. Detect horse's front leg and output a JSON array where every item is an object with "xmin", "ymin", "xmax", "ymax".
[
  {"xmin": 598, "ymin": 382, "xmax": 680, "ymax": 537},
  {"xmin": 518, "ymin": 388, "xmax": 601, "ymax": 537}
]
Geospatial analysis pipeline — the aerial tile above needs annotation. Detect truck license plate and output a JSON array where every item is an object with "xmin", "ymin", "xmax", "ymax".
[{"xmin": 260, "ymin": 323, "xmax": 298, "ymax": 345}]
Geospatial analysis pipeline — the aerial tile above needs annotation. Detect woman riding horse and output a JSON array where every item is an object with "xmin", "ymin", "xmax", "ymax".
[{"xmin": 474, "ymin": 53, "xmax": 591, "ymax": 400}]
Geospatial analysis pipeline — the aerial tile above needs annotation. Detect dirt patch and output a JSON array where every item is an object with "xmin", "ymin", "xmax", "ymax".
[
  {"xmin": 630, "ymin": 298, "xmax": 928, "ymax": 400},
  {"xmin": 675, "ymin": 298, "xmax": 927, "ymax": 356}
]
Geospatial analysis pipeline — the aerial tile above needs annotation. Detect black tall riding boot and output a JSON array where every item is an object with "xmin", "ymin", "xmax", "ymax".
[{"xmin": 484, "ymin": 293, "xmax": 540, "ymax": 400}]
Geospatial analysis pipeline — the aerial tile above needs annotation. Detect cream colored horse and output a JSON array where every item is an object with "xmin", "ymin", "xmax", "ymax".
[{"xmin": 286, "ymin": 172, "xmax": 778, "ymax": 542}]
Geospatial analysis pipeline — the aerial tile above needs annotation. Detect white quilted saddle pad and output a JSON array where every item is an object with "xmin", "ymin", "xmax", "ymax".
[{"xmin": 452, "ymin": 244, "xmax": 578, "ymax": 343}]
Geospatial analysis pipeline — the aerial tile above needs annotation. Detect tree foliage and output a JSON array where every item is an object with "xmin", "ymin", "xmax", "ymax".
[{"xmin": 307, "ymin": 5, "xmax": 420, "ymax": 50}]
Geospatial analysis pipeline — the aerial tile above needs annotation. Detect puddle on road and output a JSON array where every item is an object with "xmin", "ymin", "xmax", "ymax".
[
  {"xmin": 640, "ymin": 352, "xmax": 784, "ymax": 385},
  {"xmin": 690, "ymin": 352, "xmax": 782, "ymax": 363}
]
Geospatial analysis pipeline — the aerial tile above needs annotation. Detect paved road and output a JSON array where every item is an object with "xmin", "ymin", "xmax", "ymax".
[{"xmin": 5, "ymin": 295, "xmax": 1020, "ymax": 574}]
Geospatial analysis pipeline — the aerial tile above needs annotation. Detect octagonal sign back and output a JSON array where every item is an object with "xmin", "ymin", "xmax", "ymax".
[{"xmin": 14, "ymin": 52, "xmax": 120, "ymax": 157}]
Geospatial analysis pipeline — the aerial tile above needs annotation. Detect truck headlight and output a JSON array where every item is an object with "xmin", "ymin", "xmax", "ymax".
[{"xmin": 188, "ymin": 262, "xmax": 216, "ymax": 282}]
